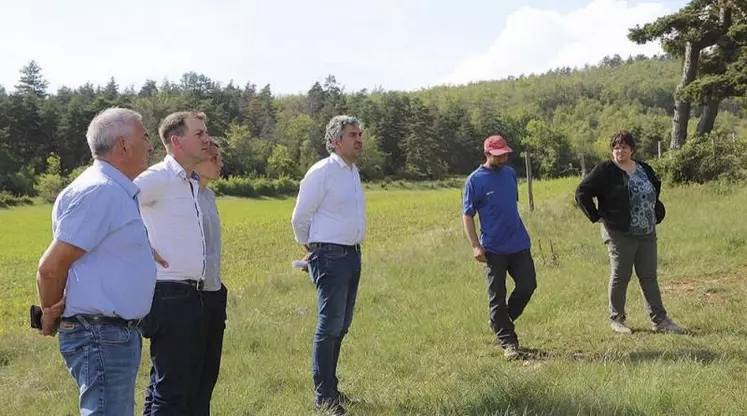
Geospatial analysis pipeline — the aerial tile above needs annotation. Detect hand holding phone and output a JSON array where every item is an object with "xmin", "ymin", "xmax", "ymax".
[{"xmin": 30, "ymin": 305, "xmax": 43, "ymax": 329}]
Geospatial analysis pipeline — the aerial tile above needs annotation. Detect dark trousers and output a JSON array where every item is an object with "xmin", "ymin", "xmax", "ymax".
[
  {"xmin": 307, "ymin": 243, "xmax": 362, "ymax": 403},
  {"xmin": 192, "ymin": 284, "xmax": 228, "ymax": 415},
  {"xmin": 484, "ymin": 249, "xmax": 537, "ymax": 347},
  {"xmin": 141, "ymin": 281, "xmax": 205, "ymax": 415}
]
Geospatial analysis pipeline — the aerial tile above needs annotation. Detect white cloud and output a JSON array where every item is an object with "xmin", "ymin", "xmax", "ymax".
[{"xmin": 439, "ymin": 0, "xmax": 672, "ymax": 86}]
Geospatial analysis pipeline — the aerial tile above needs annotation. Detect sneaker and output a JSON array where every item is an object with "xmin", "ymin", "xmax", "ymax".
[
  {"xmin": 503, "ymin": 344, "xmax": 520, "ymax": 360},
  {"xmin": 315, "ymin": 400, "xmax": 347, "ymax": 416},
  {"xmin": 653, "ymin": 318, "xmax": 686, "ymax": 334},
  {"xmin": 611, "ymin": 321, "xmax": 633, "ymax": 334}
]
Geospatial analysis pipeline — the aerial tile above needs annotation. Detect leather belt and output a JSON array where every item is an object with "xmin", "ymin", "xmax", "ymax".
[
  {"xmin": 308, "ymin": 242, "xmax": 361, "ymax": 251},
  {"xmin": 160, "ymin": 279, "xmax": 205, "ymax": 291},
  {"xmin": 61, "ymin": 314, "xmax": 143, "ymax": 328}
]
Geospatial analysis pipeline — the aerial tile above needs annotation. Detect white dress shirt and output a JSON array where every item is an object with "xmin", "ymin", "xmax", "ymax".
[
  {"xmin": 134, "ymin": 155, "xmax": 206, "ymax": 282},
  {"xmin": 291, "ymin": 152, "xmax": 366, "ymax": 246}
]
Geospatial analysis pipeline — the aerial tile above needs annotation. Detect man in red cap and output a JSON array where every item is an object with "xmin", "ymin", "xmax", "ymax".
[{"xmin": 462, "ymin": 132, "xmax": 537, "ymax": 360}]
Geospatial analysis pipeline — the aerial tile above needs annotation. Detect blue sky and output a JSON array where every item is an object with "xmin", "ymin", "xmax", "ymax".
[{"xmin": 0, "ymin": 0, "xmax": 688, "ymax": 96}]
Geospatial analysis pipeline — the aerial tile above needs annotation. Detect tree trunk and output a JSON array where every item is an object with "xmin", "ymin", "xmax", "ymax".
[
  {"xmin": 579, "ymin": 152, "xmax": 587, "ymax": 177},
  {"xmin": 671, "ymin": 42, "xmax": 701, "ymax": 149},
  {"xmin": 696, "ymin": 99, "xmax": 720, "ymax": 136},
  {"xmin": 695, "ymin": 2, "xmax": 731, "ymax": 137}
]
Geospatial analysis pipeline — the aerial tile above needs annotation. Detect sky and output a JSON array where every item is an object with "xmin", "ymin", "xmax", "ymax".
[{"xmin": 0, "ymin": 0, "xmax": 689, "ymax": 96}]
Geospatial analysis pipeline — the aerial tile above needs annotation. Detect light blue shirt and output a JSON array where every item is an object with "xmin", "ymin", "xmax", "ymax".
[
  {"xmin": 198, "ymin": 187, "xmax": 222, "ymax": 291},
  {"xmin": 53, "ymin": 160, "xmax": 157, "ymax": 320}
]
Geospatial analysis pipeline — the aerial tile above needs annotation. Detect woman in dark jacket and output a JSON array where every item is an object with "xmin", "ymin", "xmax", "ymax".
[{"xmin": 575, "ymin": 130, "xmax": 686, "ymax": 334}]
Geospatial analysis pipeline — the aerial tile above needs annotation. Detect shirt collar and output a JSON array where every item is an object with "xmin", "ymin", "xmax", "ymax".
[
  {"xmin": 93, "ymin": 159, "xmax": 140, "ymax": 198},
  {"xmin": 164, "ymin": 154, "xmax": 200, "ymax": 181},
  {"xmin": 330, "ymin": 152, "xmax": 355, "ymax": 170}
]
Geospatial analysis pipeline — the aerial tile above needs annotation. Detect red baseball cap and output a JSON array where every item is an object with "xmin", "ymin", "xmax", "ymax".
[{"xmin": 484, "ymin": 135, "xmax": 513, "ymax": 156}]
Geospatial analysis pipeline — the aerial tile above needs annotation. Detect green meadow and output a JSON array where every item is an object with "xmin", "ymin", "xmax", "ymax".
[{"xmin": 1, "ymin": 177, "xmax": 746, "ymax": 415}]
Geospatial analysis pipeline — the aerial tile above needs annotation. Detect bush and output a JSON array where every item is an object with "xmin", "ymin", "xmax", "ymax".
[
  {"xmin": 36, "ymin": 173, "xmax": 67, "ymax": 203},
  {"xmin": 253, "ymin": 178, "xmax": 276, "ymax": 197},
  {"xmin": 67, "ymin": 165, "xmax": 89, "ymax": 182},
  {"xmin": 653, "ymin": 133, "xmax": 747, "ymax": 185},
  {"xmin": 273, "ymin": 177, "xmax": 299, "ymax": 195},
  {"xmin": 211, "ymin": 176, "xmax": 300, "ymax": 198},
  {"xmin": 212, "ymin": 176, "xmax": 258, "ymax": 198},
  {"xmin": 0, "ymin": 192, "xmax": 34, "ymax": 208}
]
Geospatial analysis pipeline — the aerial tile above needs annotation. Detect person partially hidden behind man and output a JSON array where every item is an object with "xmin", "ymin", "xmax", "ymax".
[{"xmin": 191, "ymin": 138, "xmax": 228, "ymax": 414}]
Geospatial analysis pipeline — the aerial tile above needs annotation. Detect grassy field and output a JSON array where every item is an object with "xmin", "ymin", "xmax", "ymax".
[{"xmin": 1, "ymin": 176, "xmax": 746, "ymax": 415}]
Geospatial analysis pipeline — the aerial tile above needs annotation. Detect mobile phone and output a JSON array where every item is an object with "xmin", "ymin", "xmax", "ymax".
[{"xmin": 30, "ymin": 305, "xmax": 43, "ymax": 329}]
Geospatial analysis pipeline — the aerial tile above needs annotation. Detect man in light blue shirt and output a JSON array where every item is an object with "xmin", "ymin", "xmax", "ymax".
[{"xmin": 36, "ymin": 107, "xmax": 157, "ymax": 415}]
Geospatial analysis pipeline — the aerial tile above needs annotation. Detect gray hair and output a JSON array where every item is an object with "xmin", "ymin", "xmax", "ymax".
[
  {"xmin": 86, "ymin": 107, "xmax": 143, "ymax": 156},
  {"xmin": 325, "ymin": 115, "xmax": 362, "ymax": 154}
]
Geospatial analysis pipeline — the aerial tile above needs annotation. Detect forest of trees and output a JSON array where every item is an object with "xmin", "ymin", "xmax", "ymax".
[{"xmin": 1, "ymin": 0, "xmax": 746, "ymax": 201}]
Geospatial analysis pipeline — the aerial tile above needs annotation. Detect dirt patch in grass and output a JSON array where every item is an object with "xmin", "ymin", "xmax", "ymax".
[{"xmin": 662, "ymin": 271, "xmax": 747, "ymax": 305}]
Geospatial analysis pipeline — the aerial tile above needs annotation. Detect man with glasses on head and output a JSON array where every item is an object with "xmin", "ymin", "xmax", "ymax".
[{"xmin": 135, "ymin": 111, "xmax": 211, "ymax": 415}]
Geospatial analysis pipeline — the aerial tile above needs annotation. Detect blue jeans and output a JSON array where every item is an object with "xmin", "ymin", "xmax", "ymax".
[
  {"xmin": 58, "ymin": 317, "xmax": 142, "ymax": 416},
  {"xmin": 308, "ymin": 243, "xmax": 362, "ymax": 403}
]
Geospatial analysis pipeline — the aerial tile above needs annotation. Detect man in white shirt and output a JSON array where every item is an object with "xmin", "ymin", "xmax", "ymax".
[
  {"xmin": 135, "ymin": 111, "xmax": 211, "ymax": 415},
  {"xmin": 291, "ymin": 115, "xmax": 366, "ymax": 416}
]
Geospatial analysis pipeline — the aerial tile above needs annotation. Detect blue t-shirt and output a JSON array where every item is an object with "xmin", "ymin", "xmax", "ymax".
[{"xmin": 462, "ymin": 165, "xmax": 531, "ymax": 255}]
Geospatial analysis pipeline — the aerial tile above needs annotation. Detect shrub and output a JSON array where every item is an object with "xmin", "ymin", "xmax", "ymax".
[
  {"xmin": 212, "ymin": 176, "xmax": 299, "ymax": 198},
  {"xmin": 652, "ymin": 132, "xmax": 747, "ymax": 185},
  {"xmin": 253, "ymin": 178, "xmax": 276, "ymax": 197},
  {"xmin": 0, "ymin": 192, "xmax": 33, "ymax": 208},
  {"xmin": 273, "ymin": 177, "xmax": 299, "ymax": 195},
  {"xmin": 36, "ymin": 173, "xmax": 67, "ymax": 203},
  {"xmin": 212, "ymin": 176, "xmax": 258, "ymax": 198}
]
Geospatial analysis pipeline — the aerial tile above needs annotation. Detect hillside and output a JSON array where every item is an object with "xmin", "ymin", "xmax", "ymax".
[{"xmin": 1, "ymin": 55, "xmax": 745, "ymax": 196}]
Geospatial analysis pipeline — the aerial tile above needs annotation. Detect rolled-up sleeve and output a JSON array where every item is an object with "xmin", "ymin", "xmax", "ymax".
[{"xmin": 291, "ymin": 167, "xmax": 326, "ymax": 245}]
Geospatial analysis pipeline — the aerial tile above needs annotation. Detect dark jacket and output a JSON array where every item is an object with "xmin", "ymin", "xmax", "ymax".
[{"xmin": 575, "ymin": 160, "xmax": 665, "ymax": 232}]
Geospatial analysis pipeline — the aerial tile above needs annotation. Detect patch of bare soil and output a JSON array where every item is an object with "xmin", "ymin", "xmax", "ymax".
[{"xmin": 662, "ymin": 272, "xmax": 747, "ymax": 305}]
